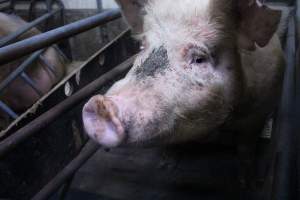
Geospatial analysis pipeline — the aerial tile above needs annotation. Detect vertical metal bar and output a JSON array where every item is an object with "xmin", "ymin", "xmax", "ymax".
[
  {"xmin": 97, "ymin": 0, "xmax": 109, "ymax": 45},
  {"xmin": 44, "ymin": 0, "xmax": 54, "ymax": 31},
  {"xmin": 272, "ymin": 14, "xmax": 298, "ymax": 200},
  {"xmin": 46, "ymin": 0, "xmax": 53, "ymax": 12},
  {"xmin": 20, "ymin": 72, "xmax": 43, "ymax": 97},
  {"xmin": 96, "ymin": 0, "xmax": 102, "ymax": 10},
  {"xmin": 9, "ymin": 0, "xmax": 14, "ymax": 12},
  {"xmin": 0, "ymin": 100, "xmax": 18, "ymax": 119},
  {"xmin": 29, "ymin": 0, "xmax": 37, "ymax": 21},
  {"xmin": 55, "ymin": 0, "xmax": 65, "ymax": 26}
]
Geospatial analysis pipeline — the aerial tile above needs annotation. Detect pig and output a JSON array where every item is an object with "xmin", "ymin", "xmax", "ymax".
[
  {"xmin": 83, "ymin": 0, "xmax": 285, "ymax": 189},
  {"xmin": 0, "ymin": 13, "xmax": 65, "ymax": 116},
  {"xmin": 83, "ymin": 0, "xmax": 284, "ymax": 147}
]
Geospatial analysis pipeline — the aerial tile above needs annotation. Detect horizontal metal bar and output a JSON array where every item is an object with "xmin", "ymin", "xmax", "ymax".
[
  {"xmin": 0, "ymin": 100, "xmax": 18, "ymax": 119},
  {"xmin": 0, "ymin": 0, "xmax": 10, "ymax": 4},
  {"xmin": 0, "ymin": 9, "xmax": 61, "ymax": 47},
  {"xmin": 20, "ymin": 72, "xmax": 43, "ymax": 97},
  {"xmin": 0, "ymin": 4, "xmax": 10, "ymax": 12},
  {"xmin": 0, "ymin": 49, "xmax": 44, "ymax": 93},
  {"xmin": 0, "ymin": 55, "xmax": 135, "ymax": 158},
  {"xmin": 0, "ymin": 9, "xmax": 121, "ymax": 65},
  {"xmin": 32, "ymin": 140, "xmax": 100, "ymax": 200}
]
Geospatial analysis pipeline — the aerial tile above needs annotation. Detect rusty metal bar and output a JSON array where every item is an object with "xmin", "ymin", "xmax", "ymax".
[
  {"xmin": 0, "ymin": 9, "xmax": 121, "ymax": 65},
  {"xmin": 32, "ymin": 140, "xmax": 100, "ymax": 200},
  {"xmin": 0, "ymin": 9, "xmax": 61, "ymax": 47},
  {"xmin": 0, "ymin": 55, "xmax": 135, "ymax": 158}
]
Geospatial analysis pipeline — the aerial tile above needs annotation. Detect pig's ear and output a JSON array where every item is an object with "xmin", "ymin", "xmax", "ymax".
[
  {"xmin": 115, "ymin": 0, "xmax": 147, "ymax": 33},
  {"xmin": 237, "ymin": 0, "xmax": 281, "ymax": 50}
]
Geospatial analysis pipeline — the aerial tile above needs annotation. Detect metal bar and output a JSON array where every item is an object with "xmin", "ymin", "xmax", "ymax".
[
  {"xmin": 0, "ymin": 0, "xmax": 10, "ymax": 3},
  {"xmin": 0, "ymin": 100, "xmax": 18, "ymax": 119},
  {"xmin": 0, "ymin": 9, "xmax": 122, "ymax": 65},
  {"xmin": 0, "ymin": 55, "xmax": 135, "ymax": 158},
  {"xmin": 32, "ymin": 140, "xmax": 100, "ymax": 200},
  {"xmin": 58, "ymin": 175, "xmax": 75, "ymax": 200},
  {"xmin": 96, "ymin": 0, "xmax": 103, "ymax": 10},
  {"xmin": 9, "ymin": 0, "xmax": 14, "ymax": 12},
  {"xmin": 39, "ymin": 54, "xmax": 58, "ymax": 77},
  {"xmin": 0, "ymin": 49, "xmax": 44, "ymax": 93},
  {"xmin": 0, "ymin": 9, "xmax": 61, "ymax": 47},
  {"xmin": 272, "ymin": 13, "xmax": 298, "ymax": 200},
  {"xmin": 44, "ymin": 0, "xmax": 54, "ymax": 31},
  {"xmin": 0, "ymin": 4, "xmax": 10, "ymax": 12},
  {"xmin": 55, "ymin": 0, "xmax": 64, "ymax": 9},
  {"xmin": 20, "ymin": 72, "xmax": 43, "ymax": 97},
  {"xmin": 54, "ymin": 0, "xmax": 65, "ymax": 26},
  {"xmin": 46, "ymin": 0, "xmax": 53, "ymax": 12},
  {"xmin": 52, "ymin": 45, "xmax": 69, "ymax": 62},
  {"xmin": 29, "ymin": 0, "xmax": 37, "ymax": 21}
]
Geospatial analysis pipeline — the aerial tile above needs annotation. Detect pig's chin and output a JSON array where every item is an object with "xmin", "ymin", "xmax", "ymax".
[{"xmin": 122, "ymin": 129, "xmax": 173, "ymax": 147}]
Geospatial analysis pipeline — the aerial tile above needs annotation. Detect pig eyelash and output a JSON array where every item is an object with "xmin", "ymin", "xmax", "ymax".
[
  {"xmin": 186, "ymin": 46, "xmax": 209, "ymax": 65},
  {"xmin": 190, "ymin": 54, "xmax": 207, "ymax": 65}
]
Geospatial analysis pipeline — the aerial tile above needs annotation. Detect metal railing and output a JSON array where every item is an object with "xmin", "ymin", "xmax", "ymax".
[
  {"xmin": 0, "ymin": 0, "xmax": 65, "ymax": 119},
  {"xmin": 0, "ymin": 54, "xmax": 133, "ymax": 158},
  {"xmin": 0, "ymin": 4, "xmax": 121, "ymax": 121},
  {"xmin": 1, "ymin": 1, "xmax": 297, "ymax": 200},
  {"xmin": 0, "ymin": 1, "xmax": 127, "ymax": 199}
]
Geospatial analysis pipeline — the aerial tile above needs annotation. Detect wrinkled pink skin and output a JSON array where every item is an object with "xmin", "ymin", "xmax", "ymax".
[
  {"xmin": 0, "ymin": 13, "xmax": 65, "ymax": 115},
  {"xmin": 82, "ymin": 0, "xmax": 284, "ymax": 149}
]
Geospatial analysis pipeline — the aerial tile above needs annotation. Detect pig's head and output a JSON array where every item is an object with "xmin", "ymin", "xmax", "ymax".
[{"xmin": 82, "ymin": 0, "xmax": 281, "ymax": 147}]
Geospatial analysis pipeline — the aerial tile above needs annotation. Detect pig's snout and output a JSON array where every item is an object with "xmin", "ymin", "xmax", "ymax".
[{"xmin": 82, "ymin": 95, "xmax": 125, "ymax": 147}]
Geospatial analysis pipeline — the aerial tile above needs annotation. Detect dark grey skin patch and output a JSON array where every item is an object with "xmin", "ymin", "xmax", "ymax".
[{"xmin": 135, "ymin": 46, "xmax": 170, "ymax": 78}]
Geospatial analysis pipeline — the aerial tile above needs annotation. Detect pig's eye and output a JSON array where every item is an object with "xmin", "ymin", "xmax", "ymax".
[
  {"xmin": 186, "ymin": 45, "xmax": 208, "ymax": 65},
  {"xmin": 191, "ymin": 55, "xmax": 206, "ymax": 64}
]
